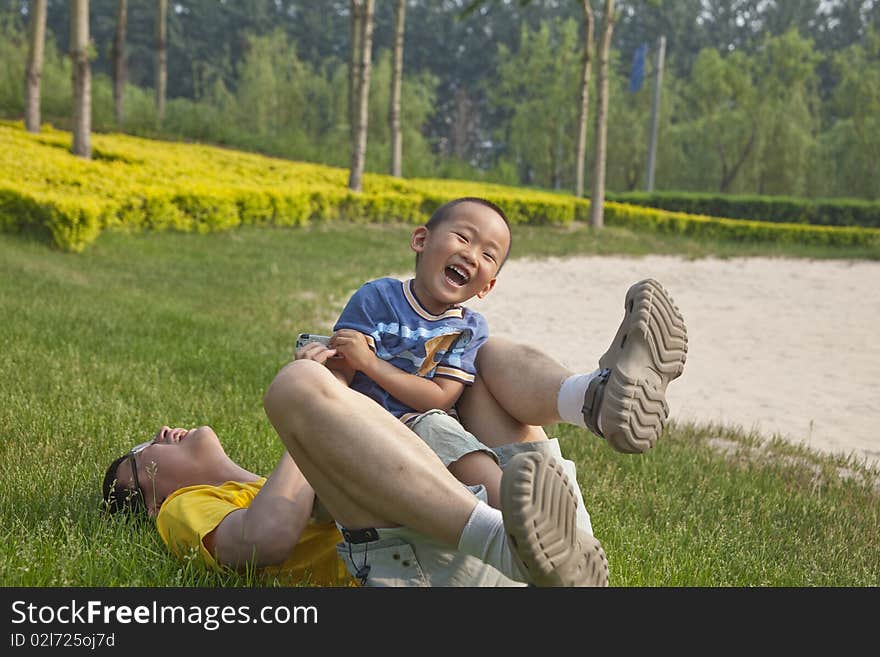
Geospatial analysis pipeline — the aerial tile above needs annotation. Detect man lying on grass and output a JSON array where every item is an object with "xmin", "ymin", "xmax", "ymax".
[{"xmin": 103, "ymin": 203, "xmax": 688, "ymax": 586}]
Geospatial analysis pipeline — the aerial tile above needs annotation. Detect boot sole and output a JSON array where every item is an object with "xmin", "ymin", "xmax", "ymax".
[
  {"xmin": 501, "ymin": 452, "xmax": 609, "ymax": 587},
  {"xmin": 596, "ymin": 279, "xmax": 688, "ymax": 453}
]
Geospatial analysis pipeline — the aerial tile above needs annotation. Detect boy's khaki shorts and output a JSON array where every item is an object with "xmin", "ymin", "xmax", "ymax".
[{"xmin": 407, "ymin": 409, "xmax": 499, "ymax": 467}]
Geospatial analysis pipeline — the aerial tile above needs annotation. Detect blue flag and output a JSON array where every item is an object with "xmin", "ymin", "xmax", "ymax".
[{"xmin": 629, "ymin": 42, "xmax": 648, "ymax": 93}]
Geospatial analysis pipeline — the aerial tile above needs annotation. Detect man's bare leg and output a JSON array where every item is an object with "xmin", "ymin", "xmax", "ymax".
[
  {"xmin": 262, "ymin": 359, "xmax": 608, "ymax": 586},
  {"xmin": 263, "ymin": 359, "xmax": 475, "ymax": 545}
]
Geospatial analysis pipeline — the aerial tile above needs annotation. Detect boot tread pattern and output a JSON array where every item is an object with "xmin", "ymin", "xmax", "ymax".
[
  {"xmin": 598, "ymin": 279, "xmax": 688, "ymax": 453},
  {"xmin": 501, "ymin": 452, "xmax": 609, "ymax": 586}
]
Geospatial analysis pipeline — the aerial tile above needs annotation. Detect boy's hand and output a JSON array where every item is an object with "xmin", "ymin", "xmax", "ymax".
[
  {"xmin": 294, "ymin": 341, "xmax": 339, "ymax": 364},
  {"xmin": 330, "ymin": 329, "xmax": 375, "ymax": 373}
]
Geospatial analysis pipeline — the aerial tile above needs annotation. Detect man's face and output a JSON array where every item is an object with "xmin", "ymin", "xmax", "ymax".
[
  {"xmin": 117, "ymin": 425, "xmax": 224, "ymax": 516},
  {"xmin": 411, "ymin": 202, "xmax": 511, "ymax": 312}
]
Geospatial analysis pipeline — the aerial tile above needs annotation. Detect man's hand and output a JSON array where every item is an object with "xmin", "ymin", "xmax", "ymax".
[{"xmin": 330, "ymin": 329, "xmax": 375, "ymax": 374}]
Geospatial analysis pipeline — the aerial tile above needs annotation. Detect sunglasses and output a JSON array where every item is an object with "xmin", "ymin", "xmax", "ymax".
[{"xmin": 124, "ymin": 440, "xmax": 153, "ymax": 510}]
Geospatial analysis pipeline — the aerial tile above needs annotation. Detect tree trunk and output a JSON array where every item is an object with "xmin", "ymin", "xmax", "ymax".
[
  {"xmin": 25, "ymin": 0, "xmax": 47, "ymax": 133},
  {"xmin": 112, "ymin": 0, "xmax": 127, "ymax": 126},
  {"xmin": 348, "ymin": 0, "xmax": 374, "ymax": 192},
  {"xmin": 554, "ymin": 126, "xmax": 563, "ymax": 190},
  {"xmin": 574, "ymin": 0, "xmax": 594, "ymax": 198},
  {"xmin": 155, "ymin": 0, "xmax": 167, "ymax": 124},
  {"xmin": 719, "ymin": 129, "xmax": 756, "ymax": 193},
  {"xmin": 451, "ymin": 87, "xmax": 473, "ymax": 160},
  {"xmin": 71, "ymin": 0, "xmax": 91, "ymax": 159},
  {"xmin": 349, "ymin": 0, "xmax": 363, "ymax": 145},
  {"xmin": 589, "ymin": 0, "xmax": 615, "ymax": 229},
  {"xmin": 389, "ymin": 0, "xmax": 406, "ymax": 177}
]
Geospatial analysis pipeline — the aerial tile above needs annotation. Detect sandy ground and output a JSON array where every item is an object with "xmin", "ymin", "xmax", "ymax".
[{"xmin": 463, "ymin": 255, "xmax": 880, "ymax": 469}]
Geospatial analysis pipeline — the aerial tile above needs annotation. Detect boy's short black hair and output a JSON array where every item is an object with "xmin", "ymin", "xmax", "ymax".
[
  {"xmin": 101, "ymin": 455, "xmax": 147, "ymax": 517},
  {"xmin": 421, "ymin": 197, "xmax": 512, "ymax": 270}
]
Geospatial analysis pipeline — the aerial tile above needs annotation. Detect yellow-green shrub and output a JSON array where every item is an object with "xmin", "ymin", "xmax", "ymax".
[
  {"xmin": 2, "ymin": 121, "xmax": 878, "ymax": 252},
  {"xmin": 604, "ymin": 202, "xmax": 880, "ymax": 248}
]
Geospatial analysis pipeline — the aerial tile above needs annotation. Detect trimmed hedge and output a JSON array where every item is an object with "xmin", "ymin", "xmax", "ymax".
[
  {"xmin": 604, "ymin": 202, "xmax": 880, "ymax": 248},
  {"xmin": 2, "ymin": 121, "xmax": 879, "ymax": 252},
  {"xmin": 609, "ymin": 191, "xmax": 880, "ymax": 229}
]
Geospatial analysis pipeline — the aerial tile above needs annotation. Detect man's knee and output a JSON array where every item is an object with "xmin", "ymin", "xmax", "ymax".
[
  {"xmin": 476, "ymin": 336, "xmax": 511, "ymax": 369},
  {"xmin": 263, "ymin": 359, "xmax": 336, "ymax": 421}
]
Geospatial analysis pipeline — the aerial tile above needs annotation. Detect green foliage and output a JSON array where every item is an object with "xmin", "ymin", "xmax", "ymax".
[
  {"xmin": 490, "ymin": 18, "xmax": 581, "ymax": 190},
  {"xmin": 821, "ymin": 27, "xmax": 880, "ymax": 200},
  {"xmin": 364, "ymin": 50, "xmax": 440, "ymax": 177},
  {"xmin": 604, "ymin": 200, "xmax": 880, "ymax": 248},
  {"xmin": 677, "ymin": 47, "xmax": 760, "ymax": 193},
  {"xmin": 4, "ymin": 2, "xmax": 880, "ymax": 200},
  {"xmin": 748, "ymin": 28, "xmax": 821, "ymax": 196},
  {"xmin": 0, "ymin": 16, "xmax": 440, "ymax": 176},
  {"xmin": 3, "ymin": 7, "xmax": 880, "ymax": 220},
  {"xmin": 0, "ymin": 16, "xmax": 72, "ymax": 119},
  {"xmin": 610, "ymin": 191, "xmax": 880, "ymax": 229}
]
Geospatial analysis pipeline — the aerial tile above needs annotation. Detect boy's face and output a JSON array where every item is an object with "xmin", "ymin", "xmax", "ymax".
[{"xmin": 410, "ymin": 201, "xmax": 511, "ymax": 311}]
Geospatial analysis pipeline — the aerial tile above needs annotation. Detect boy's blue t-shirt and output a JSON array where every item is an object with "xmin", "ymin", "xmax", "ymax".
[{"xmin": 333, "ymin": 277, "xmax": 489, "ymax": 423}]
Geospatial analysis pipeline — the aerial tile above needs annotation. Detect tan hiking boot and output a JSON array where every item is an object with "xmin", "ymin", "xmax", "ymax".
[
  {"xmin": 501, "ymin": 451, "xmax": 609, "ymax": 587},
  {"xmin": 583, "ymin": 278, "xmax": 688, "ymax": 454}
]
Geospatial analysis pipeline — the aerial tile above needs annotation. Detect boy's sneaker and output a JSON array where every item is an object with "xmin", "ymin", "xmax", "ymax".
[
  {"xmin": 501, "ymin": 451, "xmax": 609, "ymax": 587},
  {"xmin": 582, "ymin": 278, "xmax": 688, "ymax": 454}
]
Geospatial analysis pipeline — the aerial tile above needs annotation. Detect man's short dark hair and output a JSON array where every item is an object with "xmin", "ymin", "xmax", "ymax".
[
  {"xmin": 420, "ymin": 197, "xmax": 513, "ymax": 270},
  {"xmin": 101, "ymin": 455, "xmax": 147, "ymax": 516}
]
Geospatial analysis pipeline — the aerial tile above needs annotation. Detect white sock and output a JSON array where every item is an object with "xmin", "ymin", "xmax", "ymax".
[
  {"xmin": 557, "ymin": 370, "xmax": 602, "ymax": 430},
  {"xmin": 457, "ymin": 501, "xmax": 528, "ymax": 583}
]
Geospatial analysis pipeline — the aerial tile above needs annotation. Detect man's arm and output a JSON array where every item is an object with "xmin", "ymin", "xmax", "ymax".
[
  {"xmin": 332, "ymin": 329, "xmax": 465, "ymax": 412},
  {"xmin": 205, "ymin": 452, "xmax": 314, "ymax": 568}
]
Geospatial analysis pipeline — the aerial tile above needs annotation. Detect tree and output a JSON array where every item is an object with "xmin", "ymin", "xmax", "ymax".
[
  {"xmin": 155, "ymin": 0, "xmax": 167, "ymax": 123},
  {"xmin": 389, "ymin": 0, "xmax": 406, "ymax": 177},
  {"xmin": 825, "ymin": 26, "xmax": 880, "ymax": 198},
  {"xmin": 589, "ymin": 0, "xmax": 615, "ymax": 229},
  {"xmin": 751, "ymin": 29, "xmax": 820, "ymax": 196},
  {"xmin": 112, "ymin": 0, "xmax": 127, "ymax": 125},
  {"xmin": 71, "ymin": 0, "xmax": 91, "ymax": 158},
  {"xmin": 349, "ymin": 0, "xmax": 362, "ymax": 143},
  {"xmin": 491, "ymin": 20, "xmax": 581, "ymax": 189},
  {"xmin": 682, "ymin": 48, "xmax": 758, "ymax": 193},
  {"xmin": 25, "ymin": 0, "xmax": 47, "ymax": 133},
  {"xmin": 349, "ymin": 0, "xmax": 375, "ymax": 192},
  {"xmin": 574, "ymin": 0, "xmax": 594, "ymax": 197}
]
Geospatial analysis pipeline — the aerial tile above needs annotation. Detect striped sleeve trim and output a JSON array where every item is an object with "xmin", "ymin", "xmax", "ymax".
[{"xmin": 434, "ymin": 366, "xmax": 476, "ymax": 385}]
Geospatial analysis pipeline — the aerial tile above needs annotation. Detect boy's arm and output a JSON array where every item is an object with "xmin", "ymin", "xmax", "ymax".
[
  {"xmin": 295, "ymin": 340, "xmax": 354, "ymax": 386},
  {"xmin": 332, "ymin": 329, "xmax": 465, "ymax": 412}
]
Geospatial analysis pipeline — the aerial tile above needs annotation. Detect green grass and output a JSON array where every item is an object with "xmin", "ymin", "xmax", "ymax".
[{"xmin": 2, "ymin": 223, "xmax": 878, "ymax": 586}]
